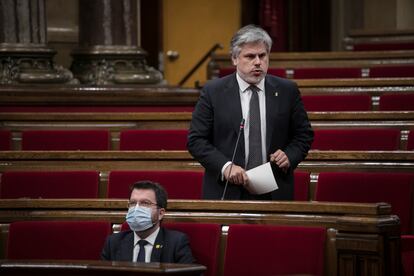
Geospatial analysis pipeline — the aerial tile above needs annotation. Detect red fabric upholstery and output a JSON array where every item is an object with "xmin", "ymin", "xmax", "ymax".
[
  {"xmin": 302, "ymin": 94, "xmax": 372, "ymax": 111},
  {"xmin": 163, "ymin": 223, "xmax": 221, "ymax": 276},
  {"xmin": 21, "ymin": 130, "xmax": 110, "ymax": 150},
  {"xmin": 312, "ymin": 128, "xmax": 401, "ymax": 150},
  {"xmin": 119, "ymin": 129, "xmax": 188, "ymax": 150},
  {"xmin": 292, "ymin": 67, "xmax": 362, "ymax": 79},
  {"xmin": 379, "ymin": 94, "xmax": 414, "ymax": 111},
  {"xmin": 0, "ymin": 106, "xmax": 194, "ymax": 112},
  {"xmin": 107, "ymin": 170, "xmax": 203, "ymax": 199},
  {"xmin": 120, "ymin": 222, "xmax": 221, "ymax": 276},
  {"xmin": 294, "ymin": 171, "xmax": 311, "ymax": 201},
  {"xmin": 402, "ymin": 235, "xmax": 414, "ymax": 276},
  {"xmin": 408, "ymin": 131, "xmax": 414, "ymax": 151},
  {"xmin": 0, "ymin": 130, "xmax": 11, "ymax": 150},
  {"xmin": 352, "ymin": 43, "xmax": 414, "ymax": 51},
  {"xmin": 369, "ymin": 66, "xmax": 414, "ymax": 78},
  {"xmin": 0, "ymin": 171, "xmax": 99, "ymax": 199},
  {"xmin": 223, "ymin": 224, "xmax": 326, "ymax": 276},
  {"xmin": 7, "ymin": 220, "xmax": 111, "ymax": 260},
  {"xmin": 315, "ymin": 172, "xmax": 414, "ymax": 234},
  {"xmin": 219, "ymin": 67, "xmax": 286, "ymax": 78}
]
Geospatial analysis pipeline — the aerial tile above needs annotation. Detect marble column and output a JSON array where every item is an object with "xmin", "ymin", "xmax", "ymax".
[
  {"xmin": 71, "ymin": 0, "xmax": 162, "ymax": 85},
  {"xmin": 0, "ymin": 0, "xmax": 75, "ymax": 84}
]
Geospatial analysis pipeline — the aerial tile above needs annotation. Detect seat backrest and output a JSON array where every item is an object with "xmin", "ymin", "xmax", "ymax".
[
  {"xmin": 0, "ymin": 130, "xmax": 11, "ymax": 150},
  {"xmin": 21, "ymin": 130, "xmax": 110, "ymax": 150},
  {"xmin": 0, "ymin": 171, "xmax": 100, "ymax": 199},
  {"xmin": 302, "ymin": 94, "xmax": 372, "ymax": 111},
  {"xmin": 119, "ymin": 129, "xmax": 188, "ymax": 150},
  {"xmin": 292, "ymin": 67, "xmax": 362, "ymax": 79},
  {"xmin": 7, "ymin": 220, "xmax": 111, "ymax": 260},
  {"xmin": 315, "ymin": 172, "xmax": 414, "ymax": 234},
  {"xmin": 163, "ymin": 222, "xmax": 221, "ymax": 276},
  {"xmin": 369, "ymin": 65, "xmax": 414, "ymax": 78},
  {"xmin": 379, "ymin": 94, "xmax": 414, "ymax": 111},
  {"xmin": 294, "ymin": 171, "xmax": 311, "ymax": 201},
  {"xmin": 408, "ymin": 131, "xmax": 414, "ymax": 151},
  {"xmin": 312, "ymin": 128, "xmax": 401, "ymax": 150},
  {"xmin": 223, "ymin": 224, "xmax": 326, "ymax": 276},
  {"xmin": 107, "ymin": 170, "xmax": 203, "ymax": 199}
]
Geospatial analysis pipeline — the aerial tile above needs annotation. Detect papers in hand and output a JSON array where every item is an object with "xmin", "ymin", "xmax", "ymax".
[{"xmin": 245, "ymin": 162, "xmax": 278, "ymax": 195}]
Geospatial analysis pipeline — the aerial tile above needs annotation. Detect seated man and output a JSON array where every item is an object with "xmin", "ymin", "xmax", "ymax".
[{"xmin": 101, "ymin": 180, "xmax": 194, "ymax": 263}]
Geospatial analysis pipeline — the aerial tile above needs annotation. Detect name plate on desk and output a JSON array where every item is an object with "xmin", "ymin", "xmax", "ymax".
[{"xmin": 0, "ymin": 259, "xmax": 206, "ymax": 276}]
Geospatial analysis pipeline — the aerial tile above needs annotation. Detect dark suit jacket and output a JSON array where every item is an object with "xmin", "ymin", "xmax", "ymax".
[
  {"xmin": 187, "ymin": 73, "xmax": 313, "ymax": 200},
  {"xmin": 101, "ymin": 227, "xmax": 194, "ymax": 263}
]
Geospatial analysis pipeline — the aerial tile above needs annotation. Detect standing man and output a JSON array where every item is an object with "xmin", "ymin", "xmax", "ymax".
[
  {"xmin": 187, "ymin": 25, "xmax": 313, "ymax": 200},
  {"xmin": 101, "ymin": 181, "xmax": 194, "ymax": 263}
]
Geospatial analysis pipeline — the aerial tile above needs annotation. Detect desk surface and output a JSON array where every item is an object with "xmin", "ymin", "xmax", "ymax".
[{"xmin": 0, "ymin": 259, "xmax": 206, "ymax": 276}]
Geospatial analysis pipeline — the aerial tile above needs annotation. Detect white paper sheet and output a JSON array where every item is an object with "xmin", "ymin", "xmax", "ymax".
[{"xmin": 245, "ymin": 162, "xmax": 278, "ymax": 194}]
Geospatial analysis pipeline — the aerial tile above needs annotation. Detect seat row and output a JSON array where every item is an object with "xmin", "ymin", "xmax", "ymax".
[
  {"xmin": 5, "ymin": 220, "xmax": 326, "ymax": 276},
  {"xmin": 217, "ymin": 65, "xmax": 414, "ymax": 79},
  {"xmin": 1, "ymin": 128, "xmax": 413, "ymax": 151}
]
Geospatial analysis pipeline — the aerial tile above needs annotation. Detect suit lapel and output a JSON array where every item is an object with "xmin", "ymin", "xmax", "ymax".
[
  {"xmin": 151, "ymin": 228, "xmax": 164, "ymax": 262},
  {"xmin": 265, "ymin": 77, "xmax": 280, "ymax": 154},
  {"xmin": 119, "ymin": 231, "xmax": 134, "ymax": 261},
  {"xmin": 225, "ymin": 73, "xmax": 246, "ymax": 163}
]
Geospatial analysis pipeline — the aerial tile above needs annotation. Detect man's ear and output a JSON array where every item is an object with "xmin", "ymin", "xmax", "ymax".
[
  {"xmin": 232, "ymin": 56, "xmax": 238, "ymax": 66},
  {"xmin": 158, "ymin": 208, "xmax": 166, "ymax": 220}
]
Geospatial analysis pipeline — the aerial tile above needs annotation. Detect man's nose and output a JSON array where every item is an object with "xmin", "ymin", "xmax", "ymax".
[{"xmin": 253, "ymin": 55, "xmax": 261, "ymax": 64}]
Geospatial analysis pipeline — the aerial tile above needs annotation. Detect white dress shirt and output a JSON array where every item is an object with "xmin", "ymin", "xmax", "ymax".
[
  {"xmin": 132, "ymin": 227, "xmax": 160, "ymax": 262},
  {"xmin": 221, "ymin": 73, "xmax": 267, "ymax": 176}
]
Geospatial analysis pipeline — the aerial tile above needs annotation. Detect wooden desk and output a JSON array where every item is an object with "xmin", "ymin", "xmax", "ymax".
[
  {"xmin": 0, "ymin": 259, "xmax": 206, "ymax": 276},
  {"xmin": 0, "ymin": 200, "xmax": 401, "ymax": 276}
]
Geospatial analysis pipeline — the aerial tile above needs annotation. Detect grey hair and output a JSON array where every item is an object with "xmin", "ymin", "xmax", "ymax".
[{"xmin": 230, "ymin": 25, "xmax": 273, "ymax": 58}]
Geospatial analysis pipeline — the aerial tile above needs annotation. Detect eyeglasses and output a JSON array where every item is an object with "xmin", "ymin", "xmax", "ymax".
[{"xmin": 127, "ymin": 200, "xmax": 159, "ymax": 209}]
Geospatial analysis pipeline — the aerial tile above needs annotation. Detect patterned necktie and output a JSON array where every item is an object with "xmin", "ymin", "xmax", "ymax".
[
  {"xmin": 246, "ymin": 85, "xmax": 263, "ymax": 169},
  {"xmin": 136, "ymin": 239, "xmax": 148, "ymax": 262}
]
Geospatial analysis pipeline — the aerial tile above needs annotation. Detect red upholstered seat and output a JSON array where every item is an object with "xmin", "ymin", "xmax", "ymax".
[
  {"xmin": 7, "ymin": 220, "xmax": 111, "ymax": 260},
  {"xmin": 408, "ymin": 131, "xmax": 414, "ymax": 150},
  {"xmin": 0, "ymin": 171, "xmax": 100, "ymax": 199},
  {"xmin": 402, "ymin": 235, "xmax": 414, "ymax": 276},
  {"xmin": 369, "ymin": 65, "xmax": 414, "ymax": 78},
  {"xmin": 21, "ymin": 130, "xmax": 110, "ymax": 150},
  {"xmin": 302, "ymin": 94, "xmax": 372, "ymax": 111},
  {"xmin": 294, "ymin": 171, "xmax": 311, "ymax": 201},
  {"xmin": 107, "ymin": 170, "xmax": 203, "ymax": 199},
  {"xmin": 163, "ymin": 223, "xmax": 221, "ymax": 276},
  {"xmin": 223, "ymin": 224, "xmax": 326, "ymax": 276},
  {"xmin": 119, "ymin": 129, "xmax": 188, "ymax": 150},
  {"xmin": 292, "ymin": 67, "xmax": 362, "ymax": 79},
  {"xmin": 315, "ymin": 172, "xmax": 414, "ymax": 234},
  {"xmin": 0, "ymin": 130, "xmax": 11, "ymax": 150},
  {"xmin": 312, "ymin": 128, "xmax": 401, "ymax": 150},
  {"xmin": 120, "ymin": 221, "xmax": 221, "ymax": 276},
  {"xmin": 219, "ymin": 67, "xmax": 286, "ymax": 78},
  {"xmin": 379, "ymin": 94, "xmax": 414, "ymax": 111},
  {"xmin": 352, "ymin": 42, "xmax": 414, "ymax": 51}
]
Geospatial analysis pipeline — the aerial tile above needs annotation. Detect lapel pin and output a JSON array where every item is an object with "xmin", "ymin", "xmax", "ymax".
[
  {"xmin": 274, "ymin": 92, "xmax": 278, "ymax": 96},
  {"xmin": 155, "ymin": 244, "xmax": 163, "ymax": 249}
]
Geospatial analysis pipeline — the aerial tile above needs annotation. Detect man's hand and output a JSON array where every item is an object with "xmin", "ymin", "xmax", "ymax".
[
  {"xmin": 270, "ymin": 149, "xmax": 290, "ymax": 173},
  {"xmin": 224, "ymin": 164, "xmax": 249, "ymax": 186}
]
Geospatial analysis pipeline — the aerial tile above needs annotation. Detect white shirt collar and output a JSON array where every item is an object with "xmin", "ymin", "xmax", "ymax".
[
  {"xmin": 133, "ymin": 226, "xmax": 160, "ymax": 247},
  {"xmin": 236, "ymin": 72, "xmax": 265, "ymax": 93}
]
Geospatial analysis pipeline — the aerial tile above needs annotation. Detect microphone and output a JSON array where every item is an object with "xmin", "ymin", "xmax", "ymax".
[{"xmin": 221, "ymin": 118, "xmax": 245, "ymax": 200}]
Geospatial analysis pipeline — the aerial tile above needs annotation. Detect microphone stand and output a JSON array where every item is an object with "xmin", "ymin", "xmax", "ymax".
[{"xmin": 221, "ymin": 119, "xmax": 245, "ymax": 200}]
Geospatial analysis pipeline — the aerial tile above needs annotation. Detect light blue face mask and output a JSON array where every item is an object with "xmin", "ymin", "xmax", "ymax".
[{"xmin": 126, "ymin": 206, "xmax": 155, "ymax": 232}]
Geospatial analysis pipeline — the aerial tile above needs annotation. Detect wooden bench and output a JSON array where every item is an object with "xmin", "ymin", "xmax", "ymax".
[
  {"xmin": 1, "ymin": 111, "xmax": 414, "ymax": 150},
  {"xmin": 0, "ymin": 150, "xmax": 413, "ymax": 199},
  {"xmin": 0, "ymin": 199, "xmax": 401, "ymax": 276},
  {"xmin": 1, "ymin": 79, "xmax": 414, "ymax": 111},
  {"xmin": 208, "ymin": 50, "xmax": 414, "ymax": 78}
]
